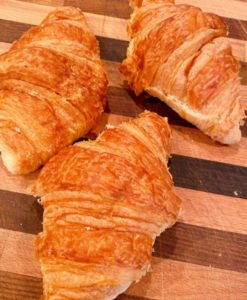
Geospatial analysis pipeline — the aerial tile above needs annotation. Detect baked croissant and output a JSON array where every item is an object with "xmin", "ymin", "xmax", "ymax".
[
  {"xmin": 31, "ymin": 111, "xmax": 181, "ymax": 300},
  {"xmin": 120, "ymin": 0, "xmax": 245, "ymax": 144},
  {"xmin": 0, "ymin": 7, "xmax": 107, "ymax": 174}
]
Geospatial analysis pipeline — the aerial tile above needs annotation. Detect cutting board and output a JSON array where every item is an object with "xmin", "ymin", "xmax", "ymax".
[{"xmin": 0, "ymin": 0, "xmax": 247, "ymax": 299}]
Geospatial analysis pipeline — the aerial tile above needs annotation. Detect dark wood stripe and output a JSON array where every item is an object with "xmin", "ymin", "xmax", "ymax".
[
  {"xmin": 1, "ymin": 189, "xmax": 247, "ymax": 273},
  {"xmin": 64, "ymin": 0, "xmax": 247, "ymax": 41},
  {"xmin": 0, "ymin": 271, "xmax": 42, "ymax": 300},
  {"xmin": 224, "ymin": 17, "xmax": 247, "ymax": 41},
  {"xmin": 97, "ymin": 36, "xmax": 128, "ymax": 62},
  {"xmin": 240, "ymin": 62, "xmax": 247, "ymax": 85},
  {"xmin": 0, "ymin": 19, "xmax": 32, "ymax": 44},
  {"xmin": 170, "ymin": 155, "xmax": 247, "ymax": 199},
  {"xmin": 241, "ymin": 123, "xmax": 247, "ymax": 138},
  {"xmin": 155, "ymin": 222, "xmax": 247, "ymax": 273},
  {"xmin": 0, "ymin": 190, "xmax": 43, "ymax": 234},
  {"xmin": 64, "ymin": 0, "xmax": 132, "ymax": 19}
]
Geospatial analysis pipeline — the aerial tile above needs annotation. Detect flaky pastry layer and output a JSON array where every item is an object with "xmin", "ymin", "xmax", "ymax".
[
  {"xmin": 120, "ymin": 0, "xmax": 245, "ymax": 144},
  {"xmin": 32, "ymin": 111, "xmax": 181, "ymax": 300},
  {"xmin": 0, "ymin": 7, "xmax": 108, "ymax": 174}
]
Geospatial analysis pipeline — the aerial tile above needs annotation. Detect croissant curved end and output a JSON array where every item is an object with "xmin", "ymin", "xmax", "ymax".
[
  {"xmin": 218, "ymin": 125, "xmax": 242, "ymax": 145},
  {"xmin": 0, "ymin": 149, "xmax": 19, "ymax": 174}
]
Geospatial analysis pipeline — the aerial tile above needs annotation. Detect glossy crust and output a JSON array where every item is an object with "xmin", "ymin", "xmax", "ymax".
[
  {"xmin": 0, "ymin": 7, "xmax": 108, "ymax": 174},
  {"xmin": 120, "ymin": 0, "xmax": 245, "ymax": 144},
  {"xmin": 32, "ymin": 111, "xmax": 181, "ymax": 300}
]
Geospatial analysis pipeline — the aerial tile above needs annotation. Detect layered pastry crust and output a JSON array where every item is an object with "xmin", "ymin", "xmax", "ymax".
[
  {"xmin": 120, "ymin": 0, "xmax": 245, "ymax": 144},
  {"xmin": 32, "ymin": 111, "xmax": 181, "ymax": 300},
  {"xmin": 0, "ymin": 7, "xmax": 108, "ymax": 174}
]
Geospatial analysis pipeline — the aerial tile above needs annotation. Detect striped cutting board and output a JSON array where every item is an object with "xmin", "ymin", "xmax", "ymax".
[{"xmin": 0, "ymin": 0, "xmax": 247, "ymax": 299}]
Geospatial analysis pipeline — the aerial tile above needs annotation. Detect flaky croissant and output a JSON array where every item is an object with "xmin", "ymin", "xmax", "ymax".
[
  {"xmin": 0, "ymin": 7, "xmax": 107, "ymax": 174},
  {"xmin": 31, "ymin": 111, "xmax": 181, "ymax": 300},
  {"xmin": 120, "ymin": 0, "xmax": 245, "ymax": 144}
]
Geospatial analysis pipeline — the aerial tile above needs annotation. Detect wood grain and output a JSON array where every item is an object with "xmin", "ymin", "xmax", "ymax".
[
  {"xmin": 64, "ymin": 0, "xmax": 131, "ymax": 19},
  {"xmin": 170, "ymin": 155, "xmax": 247, "ymax": 199},
  {"xmin": 0, "ymin": 190, "xmax": 42, "ymax": 234},
  {"xmin": 171, "ymin": 126, "xmax": 247, "ymax": 168},
  {"xmin": 229, "ymin": 38, "xmax": 247, "ymax": 62},
  {"xmin": 176, "ymin": 187, "xmax": 247, "ymax": 235},
  {"xmin": 224, "ymin": 17, "xmax": 247, "ymax": 41},
  {"xmin": 0, "ymin": 271, "xmax": 42, "ymax": 300},
  {"xmin": 128, "ymin": 258, "xmax": 247, "ymax": 300},
  {"xmin": 0, "ymin": 1, "xmax": 246, "ymax": 299},
  {"xmin": 158, "ymin": 223, "xmax": 247, "ymax": 273},
  {"xmin": 176, "ymin": 0, "xmax": 247, "ymax": 21}
]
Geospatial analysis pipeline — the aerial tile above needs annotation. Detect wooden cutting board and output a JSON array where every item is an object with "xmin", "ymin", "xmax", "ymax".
[{"xmin": 0, "ymin": 0, "xmax": 247, "ymax": 299}]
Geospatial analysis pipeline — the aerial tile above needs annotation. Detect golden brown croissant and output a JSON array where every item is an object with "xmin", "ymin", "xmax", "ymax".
[
  {"xmin": 31, "ymin": 111, "xmax": 181, "ymax": 300},
  {"xmin": 120, "ymin": 0, "xmax": 245, "ymax": 144},
  {"xmin": 0, "ymin": 7, "xmax": 107, "ymax": 174}
]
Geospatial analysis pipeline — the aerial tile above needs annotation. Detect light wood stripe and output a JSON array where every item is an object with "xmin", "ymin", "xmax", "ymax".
[
  {"xmin": 0, "ymin": 0, "xmax": 247, "ymax": 63},
  {"xmin": 128, "ymin": 257, "xmax": 247, "ymax": 300},
  {"xmin": 1, "ymin": 168, "xmax": 247, "ymax": 234},
  {"xmin": 0, "ymin": 163, "xmax": 38, "ymax": 195},
  {"xmin": 176, "ymin": 0, "xmax": 247, "ymax": 21},
  {"xmin": 229, "ymin": 38, "xmax": 247, "ymax": 62},
  {"xmin": 0, "ymin": 230, "xmax": 246, "ymax": 300},
  {"xmin": 0, "ymin": 42, "xmax": 11, "ymax": 53},
  {"xmin": 0, "ymin": 229, "xmax": 40, "ymax": 278},
  {"xmin": 171, "ymin": 126, "xmax": 247, "ymax": 168},
  {"xmin": 176, "ymin": 187, "xmax": 247, "ymax": 235},
  {"xmin": 19, "ymin": 0, "xmax": 64, "ymax": 5}
]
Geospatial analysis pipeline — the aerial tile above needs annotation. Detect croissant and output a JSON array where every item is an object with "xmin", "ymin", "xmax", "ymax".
[
  {"xmin": 120, "ymin": 0, "xmax": 245, "ymax": 144},
  {"xmin": 31, "ymin": 111, "xmax": 181, "ymax": 300},
  {"xmin": 0, "ymin": 7, "xmax": 108, "ymax": 174}
]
